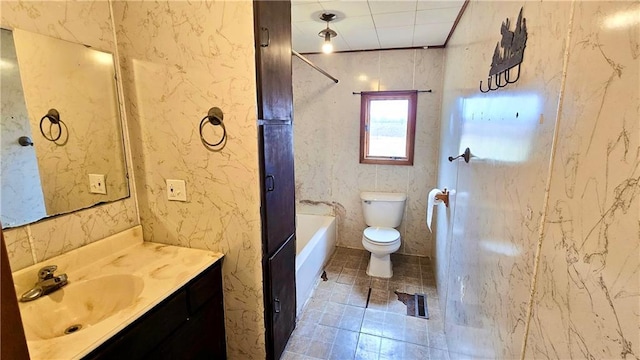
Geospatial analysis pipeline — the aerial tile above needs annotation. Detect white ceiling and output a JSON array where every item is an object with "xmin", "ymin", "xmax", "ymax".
[{"xmin": 291, "ymin": 0, "xmax": 466, "ymax": 54}]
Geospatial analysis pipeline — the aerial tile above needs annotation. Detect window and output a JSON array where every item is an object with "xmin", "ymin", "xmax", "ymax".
[{"xmin": 359, "ymin": 90, "xmax": 417, "ymax": 165}]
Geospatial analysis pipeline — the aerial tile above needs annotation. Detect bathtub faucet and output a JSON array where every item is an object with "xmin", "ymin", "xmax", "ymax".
[{"xmin": 19, "ymin": 265, "xmax": 68, "ymax": 302}]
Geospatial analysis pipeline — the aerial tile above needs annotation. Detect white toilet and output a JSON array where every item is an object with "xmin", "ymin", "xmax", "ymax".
[{"xmin": 360, "ymin": 192, "xmax": 407, "ymax": 278}]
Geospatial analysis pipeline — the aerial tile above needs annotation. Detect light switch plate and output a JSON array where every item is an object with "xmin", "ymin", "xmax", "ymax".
[
  {"xmin": 89, "ymin": 174, "xmax": 107, "ymax": 194},
  {"xmin": 166, "ymin": 179, "xmax": 187, "ymax": 202}
]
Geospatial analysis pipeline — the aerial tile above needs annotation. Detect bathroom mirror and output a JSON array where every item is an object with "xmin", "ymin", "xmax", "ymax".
[{"xmin": 0, "ymin": 28, "xmax": 129, "ymax": 229}]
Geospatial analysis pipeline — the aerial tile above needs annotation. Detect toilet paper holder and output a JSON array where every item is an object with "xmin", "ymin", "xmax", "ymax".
[{"xmin": 435, "ymin": 188, "xmax": 449, "ymax": 208}]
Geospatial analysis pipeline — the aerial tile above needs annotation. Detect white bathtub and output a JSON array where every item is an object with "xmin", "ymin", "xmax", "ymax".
[{"xmin": 295, "ymin": 214, "xmax": 336, "ymax": 316}]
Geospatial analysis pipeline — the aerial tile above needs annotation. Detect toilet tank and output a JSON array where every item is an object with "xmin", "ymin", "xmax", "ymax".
[{"xmin": 360, "ymin": 192, "xmax": 407, "ymax": 228}]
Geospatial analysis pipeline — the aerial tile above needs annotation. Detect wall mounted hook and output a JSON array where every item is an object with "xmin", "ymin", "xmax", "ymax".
[
  {"xmin": 505, "ymin": 65, "xmax": 521, "ymax": 84},
  {"xmin": 448, "ymin": 147, "xmax": 471, "ymax": 163},
  {"xmin": 477, "ymin": 7, "xmax": 527, "ymax": 93},
  {"xmin": 479, "ymin": 77, "xmax": 491, "ymax": 93},
  {"xmin": 18, "ymin": 136, "xmax": 33, "ymax": 146}
]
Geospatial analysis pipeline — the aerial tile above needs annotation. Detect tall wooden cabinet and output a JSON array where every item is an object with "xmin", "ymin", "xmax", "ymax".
[
  {"xmin": 259, "ymin": 123, "xmax": 296, "ymax": 255},
  {"xmin": 253, "ymin": 1, "xmax": 296, "ymax": 360},
  {"xmin": 254, "ymin": 1, "xmax": 293, "ymax": 122}
]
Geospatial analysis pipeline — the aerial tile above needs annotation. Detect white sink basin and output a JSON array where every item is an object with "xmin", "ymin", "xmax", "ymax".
[
  {"xmin": 19, "ymin": 274, "xmax": 144, "ymax": 341},
  {"xmin": 11, "ymin": 226, "xmax": 224, "ymax": 360}
]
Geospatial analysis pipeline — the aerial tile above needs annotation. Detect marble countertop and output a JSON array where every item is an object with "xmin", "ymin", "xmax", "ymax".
[{"xmin": 11, "ymin": 225, "xmax": 224, "ymax": 360}]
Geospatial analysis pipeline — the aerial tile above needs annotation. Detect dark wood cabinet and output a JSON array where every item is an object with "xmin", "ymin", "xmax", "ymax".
[
  {"xmin": 258, "ymin": 122, "xmax": 297, "ymax": 360},
  {"xmin": 84, "ymin": 261, "xmax": 226, "ymax": 360},
  {"xmin": 259, "ymin": 123, "xmax": 295, "ymax": 255},
  {"xmin": 253, "ymin": 0, "xmax": 293, "ymax": 121},
  {"xmin": 1, "ymin": 234, "xmax": 29, "ymax": 360},
  {"xmin": 254, "ymin": 1, "xmax": 297, "ymax": 359},
  {"xmin": 265, "ymin": 235, "xmax": 296, "ymax": 359}
]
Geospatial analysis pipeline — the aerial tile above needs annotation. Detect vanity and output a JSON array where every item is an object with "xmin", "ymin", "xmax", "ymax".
[{"xmin": 12, "ymin": 226, "xmax": 226, "ymax": 360}]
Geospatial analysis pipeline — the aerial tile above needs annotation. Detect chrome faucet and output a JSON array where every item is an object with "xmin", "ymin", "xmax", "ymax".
[{"xmin": 19, "ymin": 265, "xmax": 68, "ymax": 302}]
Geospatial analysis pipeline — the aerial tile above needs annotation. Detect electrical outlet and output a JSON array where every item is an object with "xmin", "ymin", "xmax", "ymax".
[
  {"xmin": 166, "ymin": 179, "xmax": 187, "ymax": 202},
  {"xmin": 89, "ymin": 174, "xmax": 107, "ymax": 194}
]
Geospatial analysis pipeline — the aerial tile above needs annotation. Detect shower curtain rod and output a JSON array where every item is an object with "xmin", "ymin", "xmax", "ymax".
[
  {"xmin": 292, "ymin": 50, "xmax": 339, "ymax": 84},
  {"xmin": 352, "ymin": 90, "xmax": 432, "ymax": 95}
]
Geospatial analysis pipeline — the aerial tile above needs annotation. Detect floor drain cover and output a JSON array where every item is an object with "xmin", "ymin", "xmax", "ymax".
[
  {"xmin": 394, "ymin": 291, "xmax": 429, "ymax": 319},
  {"xmin": 64, "ymin": 324, "xmax": 83, "ymax": 335},
  {"xmin": 414, "ymin": 293, "xmax": 429, "ymax": 319}
]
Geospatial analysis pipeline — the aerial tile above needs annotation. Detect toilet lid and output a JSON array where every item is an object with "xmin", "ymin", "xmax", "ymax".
[{"xmin": 364, "ymin": 227, "xmax": 400, "ymax": 244}]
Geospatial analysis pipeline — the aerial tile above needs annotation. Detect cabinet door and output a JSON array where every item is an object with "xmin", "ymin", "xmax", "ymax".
[
  {"xmin": 147, "ymin": 263, "xmax": 226, "ymax": 360},
  {"xmin": 85, "ymin": 291, "xmax": 188, "ymax": 360},
  {"xmin": 1, "ymin": 234, "xmax": 29, "ymax": 360},
  {"xmin": 253, "ymin": 0, "xmax": 293, "ymax": 121},
  {"xmin": 146, "ymin": 296, "xmax": 226, "ymax": 360},
  {"xmin": 265, "ymin": 235, "xmax": 296, "ymax": 360},
  {"xmin": 260, "ymin": 123, "xmax": 295, "ymax": 255}
]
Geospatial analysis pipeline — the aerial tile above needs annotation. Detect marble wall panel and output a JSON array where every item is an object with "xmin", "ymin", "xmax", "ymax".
[
  {"xmin": 524, "ymin": 1, "xmax": 640, "ymax": 358},
  {"xmin": 292, "ymin": 57, "xmax": 336, "ymax": 204},
  {"xmin": 409, "ymin": 51, "xmax": 444, "ymax": 257},
  {"xmin": 2, "ymin": 227, "xmax": 34, "ymax": 271},
  {"xmin": 111, "ymin": 2, "xmax": 265, "ymax": 358},
  {"xmin": 0, "ymin": 1, "xmax": 115, "ymax": 51},
  {"xmin": 379, "ymin": 50, "xmax": 416, "ymax": 91},
  {"xmin": 30, "ymin": 200, "xmax": 137, "ymax": 262},
  {"xmin": 1, "ymin": 1, "xmax": 139, "ymax": 272},
  {"xmin": 437, "ymin": 1, "xmax": 572, "ymax": 358},
  {"xmin": 293, "ymin": 49, "xmax": 444, "ymax": 256},
  {"xmin": 405, "ymin": 165, "xmax": 434, "ymax": 256}
]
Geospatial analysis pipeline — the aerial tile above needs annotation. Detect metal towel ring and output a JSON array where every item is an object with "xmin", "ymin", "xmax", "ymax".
[
  {"xmin": 199, "ymin": 107, "xmax": 227, "ymax": 148},
  {"xmin": 39, "ymin": 109, "xmax": 65, "ymax": 142}
]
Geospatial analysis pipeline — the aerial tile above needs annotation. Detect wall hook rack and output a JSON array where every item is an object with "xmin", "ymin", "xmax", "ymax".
[
  {"xmin": 199, "ymin": 107, "xmax": 227, "ymax": 150},
  {"xmin": 448, "ymin": 147, "xmax": 471, "ymax": 163},
  {"xmin": 479, "ymin": 7, "xmax": 527, "ymax": 93}
]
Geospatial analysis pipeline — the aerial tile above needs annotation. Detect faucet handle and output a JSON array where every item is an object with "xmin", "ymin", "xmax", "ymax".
[{"xmin": 38, "ymin": 265, "xmax": 58, "ymax": 280}]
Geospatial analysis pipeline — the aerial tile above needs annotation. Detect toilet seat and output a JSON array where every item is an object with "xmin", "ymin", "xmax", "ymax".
[{"xmin": 363, "ymin": 227, "xmax": 400, "ymax": 244}]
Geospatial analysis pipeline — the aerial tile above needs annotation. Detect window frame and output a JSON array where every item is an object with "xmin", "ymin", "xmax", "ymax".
[{"xmin": 359, "ymin": 90, "xmax": 417, "ymax": 166}]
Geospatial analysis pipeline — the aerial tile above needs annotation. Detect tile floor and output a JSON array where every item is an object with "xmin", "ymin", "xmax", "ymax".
[{"xmin": 282, "ymin": 247, "xmax": 449, "ymax": 360}]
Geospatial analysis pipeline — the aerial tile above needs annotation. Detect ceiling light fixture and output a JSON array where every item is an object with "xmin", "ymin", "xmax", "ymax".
[{"xmin": 318, "ymin": 13, "xmax": 337, "ymax": 54}]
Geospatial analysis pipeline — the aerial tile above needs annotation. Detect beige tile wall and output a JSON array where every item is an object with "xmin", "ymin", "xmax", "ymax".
[
  {"xmin": 293, "ymin": 49, "xmax": 444, "ymax": 258},
  {"xmin": 111, "ymin": 2, "xmax": 265, "ymax": 358}
]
